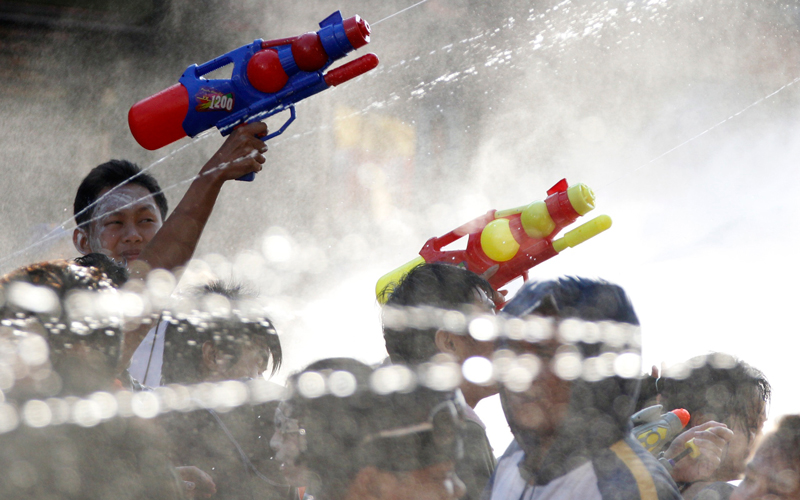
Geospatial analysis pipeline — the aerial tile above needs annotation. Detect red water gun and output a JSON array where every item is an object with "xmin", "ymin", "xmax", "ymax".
[{"xmin": 376, "ymin": 179, "xmax": 612, "ymax": 305}]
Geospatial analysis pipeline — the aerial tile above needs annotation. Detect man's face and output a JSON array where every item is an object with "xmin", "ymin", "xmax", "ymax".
[
  {"xmin": 369, "ymin": 461, "xmax": 466, "ymax": 500},
  {"xmin": 719, "ymin": 406, "xmax": 768, "ymax": 480},
  {"xmin": 731, "ymin": 441, "xmax": 800, "ymax": 500},
  {"xmin": 78, "ymin": 184, "xmax": 163, "ymax": 264},
  {"xmin": 499, "ymin": 338, "xmax": 572, "ymax": 438},
  {"xmin": 207, "ymin": 343, "xmax": 270, "ymax": 382}
]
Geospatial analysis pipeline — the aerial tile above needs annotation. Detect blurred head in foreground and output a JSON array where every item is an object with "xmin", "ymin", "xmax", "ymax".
[
  {"xmin": 659, "ymin": 353, "xmax": 771, "ymax": 481},
  {"xmin": 161, "ymin": 281, "xmax": 282, "ymax": 385},
  {"xmin": 382, "ymin": 263, "xmax": 498, "ymax": 407},
  {"xmin": 731, "ymin": 415, "xmax": 800, "ymax": 500},
  {"xmin": 0, "ymin": 256, "xmax": 125, "ymax": 397},
  {"xmin": 498, "ymin": 277, "xmax": 642, "ymax": 476},
  {"xmin": 272, "ymin": 357, "xmax": 466, "ymax": 500}
]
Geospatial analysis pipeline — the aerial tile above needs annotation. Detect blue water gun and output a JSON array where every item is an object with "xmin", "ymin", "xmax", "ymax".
[{"xmin": 129, "ymin": 11, "xmax": 379, "ymax": 180}]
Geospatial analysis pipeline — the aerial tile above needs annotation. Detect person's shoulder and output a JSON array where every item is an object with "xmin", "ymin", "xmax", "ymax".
[{"xmin": 592, "ymin": 435, "xmax": 682, "ymax": 500}]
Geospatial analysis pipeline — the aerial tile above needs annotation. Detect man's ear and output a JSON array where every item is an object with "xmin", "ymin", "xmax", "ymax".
[
  {"xmin": 73, "ymin": 228, "xmax": 92, "ymax": 255},
  {"xmin": 201, "ymin": 341, "xmax": 218, "ymax": 372},
  {"xmin": 435, "ymin": 329, "xmax": 458, "ymax": 356}
]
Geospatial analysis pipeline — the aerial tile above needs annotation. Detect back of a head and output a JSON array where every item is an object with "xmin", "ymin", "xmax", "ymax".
[
  {"xmin": 0, "ymin": 259, "xmax": 125, "ymax": 396},
  {"xmin": 74, "ymin": 159, "xmax": 168, "ymax": 228},
  {"xmin": 659, "ymin": 354, "xmax": 770, "ymax": 432},
  {"xmin": 289, "ymin": 358, "xmax": 459, "ymax": 500},
  {"xmin": 382, "ymin": 263, "xmax": 495, "ymax": 365}
]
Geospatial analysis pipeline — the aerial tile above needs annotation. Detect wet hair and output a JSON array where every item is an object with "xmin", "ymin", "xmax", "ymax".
[
  {"xmin": 658, "ymin": 354, "xmax": 771, "ymax": 433},
  {"xmin": 288, "ymin": 358, "xmax": 459, "ymax": 500},
  {"xmin": 73, "ymin": 159, "xmax": 168, "ymax": 229},
  {"xmin": 73, "ymin": 253, "xmax": 129, "ymax": 287},
  {"xmin": 0, "ymin": 259, "xmax": 123, "ymax": 371},
  {"xmin": 160, "ymin": 282, "xmax": 282, "ymax": 384},
  {"xmin": 381, "ymin": 263, "xmax": 495, "ymax": 365}
]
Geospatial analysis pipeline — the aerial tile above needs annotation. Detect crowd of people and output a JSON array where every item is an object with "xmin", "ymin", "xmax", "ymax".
[{"xmin": 0, "ymin": 126, "xmax": 794, "ymax": 500}]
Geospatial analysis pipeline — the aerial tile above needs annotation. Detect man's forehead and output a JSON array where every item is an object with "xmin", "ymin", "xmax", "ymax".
[{"xmin": 94, "ymin": 185, "xmax": 158, "ymax": 215}]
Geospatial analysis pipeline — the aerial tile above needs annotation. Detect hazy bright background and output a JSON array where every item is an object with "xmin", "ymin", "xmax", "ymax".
[{"xmin": 1, "ymin": 0, "xmax": 799, "ymax": 454}]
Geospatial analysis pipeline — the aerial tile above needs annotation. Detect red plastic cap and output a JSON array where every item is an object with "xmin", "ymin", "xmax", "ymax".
[
  {"xmin": 129, "ymin": 83, "xmax": 189, "ymax": 151},
  {"xmin": 292, "ymin": 32, "xmax": 329, "ymax": 72},
  {"xmin": 343, "ymin": 15, "xmax": 370, "ymax": 49},
  {"xmin": 324, "ymin": 53, "xmax": 379, "ymax": 87},
  {"xmin": 672, "ymin": 408, "xmax": 691, "ymax": 427},
  {"xmin": 247, "ymin": 49, "xmax": 289, "ymax": 94}
]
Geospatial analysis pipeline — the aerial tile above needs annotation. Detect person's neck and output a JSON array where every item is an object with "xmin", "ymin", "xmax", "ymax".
[
  {"xmin": 520, "ymin": 434, "xmax": 557, "ymax": 479},
  {"xmin": 460, "ymin": 381, "xmax": 497, "ymax": 409}
]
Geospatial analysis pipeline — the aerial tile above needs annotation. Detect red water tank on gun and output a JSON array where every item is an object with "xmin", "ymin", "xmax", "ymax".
[{"xmin": 129, "ymin": 84, "xmax": 190, "ymax": 151}]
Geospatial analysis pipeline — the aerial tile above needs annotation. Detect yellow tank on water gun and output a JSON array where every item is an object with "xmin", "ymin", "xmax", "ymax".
[{"xmin": 376, "ymin": 179, "xmax": 612, "ymax": 304}]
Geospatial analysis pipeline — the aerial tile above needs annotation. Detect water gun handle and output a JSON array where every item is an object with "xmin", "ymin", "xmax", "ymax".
[{"xmin": 228, "ymin": 114, "xmax": 274, "ymax": 181}]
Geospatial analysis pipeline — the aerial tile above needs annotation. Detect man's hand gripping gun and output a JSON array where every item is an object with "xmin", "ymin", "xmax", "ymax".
[
  {"xmin": 632, "ymin": 405, "xmax": 700, "ymax": 472},
  {"xmin": 376, "ymin": 179, "xmax": 612, "ymax": 305},
  {"xmin": 128, "ymin": 11, "xmax": 379, "ymax": 181}
]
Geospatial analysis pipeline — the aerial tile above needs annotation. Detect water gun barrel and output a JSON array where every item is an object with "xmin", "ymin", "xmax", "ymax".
[
  {"xmin": 631, "ymin": 405, "xmax": 691, "ymax": 455},
  {"xmin": 551, "ymin": 215, "xmax": 612, "ymax": 253},
  {"xmin": 128, "ymin": 12, "xmax": 374, "ymax": 151},
  {"xmin": 129, "ymin": 84, "xmax": 190, "ymax": 151},
  {"xmin": 376, "ymin": 256, "xmax": 425, "ymax": 302}
]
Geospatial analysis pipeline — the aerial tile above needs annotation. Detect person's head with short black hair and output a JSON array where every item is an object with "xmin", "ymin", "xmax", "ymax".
[
  {"xmin": 72, "ymin": 160, "xmax": 168, "ymax": 264},
  {"xmin": 160, "ymin": 282, "xmax": 282, "ymax": 385},
  {"xmin": 498, "ymin": 277, "xmax": 642, "ymax": 478},
  {"xmin": 0, "ymin": 259, "xmax": 125, "ymax": 397},
  {"xmin": 659, "ymin": 353, "xmax": 771, "ymax": 481},
  {"xmin": 381, "ymin": 263, "xmax": 497, "ymax": 407},
  {"xmin": 276, "ymin": 358, "xmax": 466, "ymax": 500}
]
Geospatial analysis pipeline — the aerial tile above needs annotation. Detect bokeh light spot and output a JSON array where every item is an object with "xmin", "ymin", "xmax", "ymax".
[
  {"xmin": 462, "ymin": 356, "xmax": 494, "ymax": 385},
  {"xmin": 17, "ymin": 334, "xmax": 49, "ymax": 366},
  {"xmin": 469, "ymin": 316, "xmax": 497, "ymax": 341},
  {"xmin": 131, "ymin": 391, "xmax": 160, "ymax": 419},
  {"xmin": 22, "ymin": 399, "xmax": 52, "ymax": 428},
  {"xmin": 297, "ymin": 371, "xmax": 327, "ymax": 399},
  {"xmin": 328, "ymin": 370, "xmax": 358, "ymax": 397},
  {"xmin": 614, "ymin": 352, "xmax": 642, "ymax": 379}
]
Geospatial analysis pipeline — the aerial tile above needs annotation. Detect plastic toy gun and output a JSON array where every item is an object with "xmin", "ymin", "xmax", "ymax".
[
  {"xmin": 376, "ymin": 179, "xmax": 612, "ymax": 304},
  {"xmin": 631, "ymin": 405, "xmax": 691, "ymax": 455},
  {"xmin": 128, "ymin": 11, "xmax": 379, "ymax": 180}
]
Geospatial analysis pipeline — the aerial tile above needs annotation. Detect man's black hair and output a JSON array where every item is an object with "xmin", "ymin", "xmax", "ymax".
[
  {"xmin": 381, "ymin": 263, "xmax": 495, "ymax": 365},
  {"xmin": 73, "ymin": 159, "xmax": 168, "ymax": 228},
  {"xmin": 658, "ymin": 354, "xmax": 770, "ymax": 434},
  {"xmin": 161, "ymin": 282, "xmax": 282, "ymax": 384},
  {"xmin": 73, "ymin": 253, "xmax": 129, "ymax": 287},
  {"xmin": 502, "ymin": 276, "xmax": 640, "ymax": 326},
  {"xmin": 0, "ymin": 260, "xmax": 124, "ymax": 397}
]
